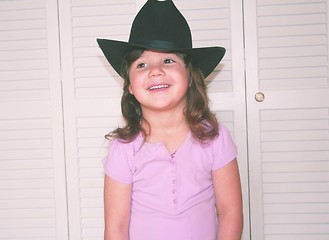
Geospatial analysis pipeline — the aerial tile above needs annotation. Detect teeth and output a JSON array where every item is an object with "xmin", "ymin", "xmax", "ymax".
[{"xmin": 149, "ymin": 84, "xmax": 169, "ymax": 90}]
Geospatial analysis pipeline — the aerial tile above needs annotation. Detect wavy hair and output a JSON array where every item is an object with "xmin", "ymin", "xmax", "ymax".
[{"xmin": 105, "ymin": 49, "xmax": 219, "ymax": 142}]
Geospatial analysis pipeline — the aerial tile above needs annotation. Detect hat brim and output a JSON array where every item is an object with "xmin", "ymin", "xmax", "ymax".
[{"xmin": 97, "ymin": 38, "xmax": 225, "ymax": 79}]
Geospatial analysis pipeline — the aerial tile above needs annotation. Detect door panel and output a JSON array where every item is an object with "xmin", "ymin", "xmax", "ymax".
[
  {"xmin": 244, "ymin": 0, "xmax": 329, "ymax": 239},
  {"xmin": 0, "ymin": 0, "xmax": 68, "ymax": 239}
]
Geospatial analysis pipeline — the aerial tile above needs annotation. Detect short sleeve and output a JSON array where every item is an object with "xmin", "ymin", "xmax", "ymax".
[
  {"xmin": 102, "ymin": 139, "xmax": 133, "ymax": 184},
  {"xmin": 211, "ymin": 124, "xmax": 238, "ymax": 170}
]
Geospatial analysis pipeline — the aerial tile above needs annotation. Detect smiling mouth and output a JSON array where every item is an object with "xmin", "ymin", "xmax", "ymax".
[{"xmin": 148, "ymin": 84, "xmax": 169, "ymax": 90}]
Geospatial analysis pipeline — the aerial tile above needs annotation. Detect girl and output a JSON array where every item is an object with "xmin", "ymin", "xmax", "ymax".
[{"xmin": 98, "ymin": 1, "xmax": 243, "ymax": 239}]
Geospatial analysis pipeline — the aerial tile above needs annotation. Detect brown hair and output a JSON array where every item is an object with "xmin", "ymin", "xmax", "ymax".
[{"xmin": 105, "ymin": 49, "xmax": 219, "ymax": 142}]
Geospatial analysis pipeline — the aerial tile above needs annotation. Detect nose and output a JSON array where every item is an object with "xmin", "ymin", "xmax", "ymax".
[{"xmin": 148, "ymin": 65, "xmax": 165, "ymax": 77}]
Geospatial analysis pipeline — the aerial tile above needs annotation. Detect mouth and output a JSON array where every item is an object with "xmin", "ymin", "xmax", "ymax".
[{"xmin": 148, "ymin": 84, "xmax": 169, "ymax": 91}]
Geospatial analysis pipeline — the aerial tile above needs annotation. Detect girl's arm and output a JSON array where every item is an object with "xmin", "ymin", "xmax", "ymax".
[
  {"xmin": 212, "ymin": 158, "xmax": 243, "ymax": 240},
  {"xmin": 104, "ymin": 175, "xmax": 132, "ymax": 240}
]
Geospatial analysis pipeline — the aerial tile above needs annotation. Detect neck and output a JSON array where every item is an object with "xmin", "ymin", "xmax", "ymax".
[{"xmin": 141, "ymin": 108, "xmax": 189, "ymax": 139}]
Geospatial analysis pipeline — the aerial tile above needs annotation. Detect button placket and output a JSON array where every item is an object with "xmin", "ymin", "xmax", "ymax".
[{"xmin": 169, "ymin": 153, "xmax": 178, "ymax": 207}]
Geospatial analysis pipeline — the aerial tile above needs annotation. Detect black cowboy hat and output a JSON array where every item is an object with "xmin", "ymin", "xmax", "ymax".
[{"xmin": 97, "ymin": 0, "xmax": 225, "ymax": 79}]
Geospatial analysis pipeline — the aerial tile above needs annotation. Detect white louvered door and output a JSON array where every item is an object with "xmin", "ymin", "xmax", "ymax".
[
  {"xmin": 0, "ymin": 0, "xmax": 68, "ymax": 239},
  {"xmin": 244, "ymin": 0, "xmax": 329, "ymax": 239}
]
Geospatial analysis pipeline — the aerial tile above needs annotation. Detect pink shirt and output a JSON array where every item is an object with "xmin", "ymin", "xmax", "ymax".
[{"xmin": 103, "ymin": 124, "xmax": 237, "ymax": 240}]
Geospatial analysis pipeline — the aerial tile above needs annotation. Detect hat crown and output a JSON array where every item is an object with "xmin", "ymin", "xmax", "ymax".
[{"xmin": 128, "ymin": 0, "xmax": 192, "ymax": 50}]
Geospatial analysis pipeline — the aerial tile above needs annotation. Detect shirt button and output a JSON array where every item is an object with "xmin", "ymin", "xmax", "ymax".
[
  {"xmin": 173, "ymin": 199, "xmax": 177, "ymax": 204},
  {"xmin": 172, "ymin": 179, "xmax": 176, "ymax": 185},
  {"xmin": 172, "ymin": 189, "xmax": 176, "ymax": 194},
  {"xmin": 170, "ymin": 160, "xmax": 175, "ymax": 165}
]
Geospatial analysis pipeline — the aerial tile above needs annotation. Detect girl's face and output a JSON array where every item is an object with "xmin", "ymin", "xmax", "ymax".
[{"xmin": 129, "ymin": 50, "xmax": 189, "ymax": 113}]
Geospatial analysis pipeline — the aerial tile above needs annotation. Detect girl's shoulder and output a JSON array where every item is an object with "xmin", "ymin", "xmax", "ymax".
[
  {"xmin": 197, "ymin": 123, "xmax": 235, "ymax": 150},
  {"xmin": 213, "ymin": 123, "xmax": 235, "ymax": 146},
  {"xmin": 217, "ymin": 123, "xmax": 231, "ymax": 137},
  {"xmin": 206, "ymin": 123, "xmax": 237, "ymax": 169},
  {"xmin": 109, "ymin": 133, "xmax": 144, "ymax": 154}
]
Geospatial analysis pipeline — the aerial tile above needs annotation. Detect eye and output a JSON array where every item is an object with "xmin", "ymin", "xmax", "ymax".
[
  {"xmin": 164, "ymin": 58, "xmax": 175, "ymax": 64},
  {"xmin": 136, "ymin": 62, "xmax": 147, "ymax": 68}
]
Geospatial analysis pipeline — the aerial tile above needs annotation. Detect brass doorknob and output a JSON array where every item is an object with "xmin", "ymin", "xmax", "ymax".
[{"xmin": 255, "ymin": 92, "xmax": 265, "ymax": 102}]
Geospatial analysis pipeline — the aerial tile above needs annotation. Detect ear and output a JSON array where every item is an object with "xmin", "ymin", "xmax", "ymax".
[
  {"xmin": 188, "ymin": 76, "xmax": 193, "ymax": 88},
  {"xmin": 128, "ymin": 85, "xmax": 133, "ymax": 95}
]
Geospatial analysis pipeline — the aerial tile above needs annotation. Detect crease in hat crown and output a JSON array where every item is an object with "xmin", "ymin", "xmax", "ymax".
[{"xmin": 97, "ymin": 0, "xmax": 226, "ymax": 78}]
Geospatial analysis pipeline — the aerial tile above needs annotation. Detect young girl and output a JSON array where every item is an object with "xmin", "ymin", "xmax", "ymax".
[{"xmin": 97, "ymin": 1, "xmax": 243, "ymax": 239}]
